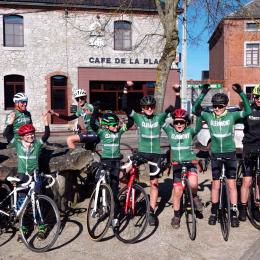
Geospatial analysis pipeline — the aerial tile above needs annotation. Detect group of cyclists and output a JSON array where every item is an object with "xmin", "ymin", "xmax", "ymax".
[{"xmin": 2, "ymin": 80, "xmax": 260, "ymax": 242}]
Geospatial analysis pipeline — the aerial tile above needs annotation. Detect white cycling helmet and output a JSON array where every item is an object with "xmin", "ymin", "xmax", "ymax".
[
  {"xmin": 13, "ymin": 92, "xmax": 28, "ymax": 103},
  {"xmin": 73, "ymin": 89, "xmax": 87, "ymax": 99}
]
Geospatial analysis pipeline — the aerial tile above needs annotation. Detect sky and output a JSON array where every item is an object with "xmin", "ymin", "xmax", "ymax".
[{"xmin": 183, "ymin": 0, "xmax": 251, "ymax": 80}]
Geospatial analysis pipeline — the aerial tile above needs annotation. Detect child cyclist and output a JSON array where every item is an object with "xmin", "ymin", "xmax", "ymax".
[
  {"xmin": 5, "ymin": 111, "xmax": 51, "ymax": 241},
  {"xmin": 162, "ymin": 108, "xmax": 203, "ymax": 228},
  {"xmin": 49, "ymin": 89, "xmax": 99, "ymax": 150},
  {"xmin": 192, "ymin": 83, "xmax": 251, "ymax": 227},
  {"xmin": 122, "ymin": 81, "xmax": 177, "ymax": 226},
  {"xmin": 90, "ymin": 105, "xmax": 134, "ymax": 226}
]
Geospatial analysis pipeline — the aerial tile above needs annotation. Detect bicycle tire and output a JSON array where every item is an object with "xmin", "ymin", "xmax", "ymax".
[
  {"xmin": 0, "ymin": 183, "xmax": 13, "ymax": 232},
  {"xmin": 247, "ymin": 185, "xmax": 260, "ymax": 230},
  {"xmin": 113, "ymin": 184, "xmax": 149, "ymax": 244},
  {"xmin": 86, "ymin": 183, "xmax": 114, "ymax": 241},
  {"xmin": 219, "ymin": 180, "xmax": 231, "ymax": 241},
  {"xmin": 183, "ymin": 179, "xmax": 196, "ymax": 240},
  {"xmin": 19, "ymin": 194, "xmax": 61, "ymax": 252}
]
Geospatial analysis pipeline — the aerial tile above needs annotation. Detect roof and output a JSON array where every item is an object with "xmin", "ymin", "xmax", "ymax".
[{"xmin": 0, "ymin": 0, "xmax": 157, "ymax": 11}]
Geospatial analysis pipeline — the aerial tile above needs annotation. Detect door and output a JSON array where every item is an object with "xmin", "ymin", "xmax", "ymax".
[{"xmin": 51, "ymin": 75, "xmax": 68, "ymax": 124}]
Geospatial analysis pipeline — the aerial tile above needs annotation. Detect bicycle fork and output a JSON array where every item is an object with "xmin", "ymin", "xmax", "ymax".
[
  {"xmin": 125, "ymin": 172, "xmax": 136, "ymax": 215},
  {"xmin": 92, "ymin": 174, "xmax": 106, "ymax": 217},
  {"xmin": 254, "ymin": 156, "xmax": 260, "ymax": 205}
]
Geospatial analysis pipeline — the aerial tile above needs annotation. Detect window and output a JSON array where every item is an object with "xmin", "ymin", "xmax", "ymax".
[
  {"xmin": 4, "ymin": 75, "xmax": 25, "ymax": 110},
  {"xmin": 245, "ymin": 43, "xmax": 260, "ymax": 66},
  {"xmin": 245, "ymin": 22, "xmax": 260, "ymax": 31},
  {"xmin": 114, "ymin": 21, "xmax": 132, "ymax": 51},
  {"xmin": 3, "ymin": 15, "xmax": 24, "ymax": 47}
]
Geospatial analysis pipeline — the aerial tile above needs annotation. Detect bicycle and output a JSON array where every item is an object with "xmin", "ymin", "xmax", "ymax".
[
  {"xmin": 113, "ymin": 154, "xmax": 160, "ymax": 244},
  {"xmin": 0, "ymin": 172, "xmax": 61, "ymax": 252},
  {"xmin": 246, "ymin": 150, "xmax": 260, "ymax": 230},
  {"xmin": 171, "ymin": 160, "xmax": 198, "ymax": 241},
  {"xmin": 86, "ymin": 162, "xmax": 115, "ymax": 241},
  {"xmin": 215, "ymin": 157, "xmax": 231, "ymax": 241}
]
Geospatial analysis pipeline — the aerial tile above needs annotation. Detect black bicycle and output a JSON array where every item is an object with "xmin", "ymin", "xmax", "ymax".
[{"xmin": 216, "ymin": 157, "xmax": 231, "ymax": 241}]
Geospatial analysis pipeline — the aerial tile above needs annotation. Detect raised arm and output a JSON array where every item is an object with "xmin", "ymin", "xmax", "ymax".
[
  {"xmin": 122, "ymin": 81, "xmax": 134, "ymax": 116},
  {"xmin": 41, "ymin": 112, "xmax": 50, "ymax": 143},
  {"xmin": 4, "ymin": 111, "xmax": 15, "ymax": 143},
  {"xmin": 90, "ymin": 106, "xmax": 100, "ymax": 132},
  {"xmin": 192, "ymin": 84, "xmax": 210, "ymax": 114}
]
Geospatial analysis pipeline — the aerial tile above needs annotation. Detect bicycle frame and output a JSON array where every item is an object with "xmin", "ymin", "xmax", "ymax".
[{"xmin": 219, "ymin": 162, "xmax": 227, "ymax": 211}]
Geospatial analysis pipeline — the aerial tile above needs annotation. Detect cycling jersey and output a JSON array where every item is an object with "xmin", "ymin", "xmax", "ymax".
[
  {"xmin": 75, "ymin": 103, "xmax": 94, "ymax": 131},
  {"xmin": 4, "ymin": 110, "xmax": 32, "ymax": 139},
  {"xmin": 97, "ymin": 125, "xmax": 127, "ymax": 159},
  {"xmin": 243, "ymin": 103, "xmax": 260, "ymax": 147},
  {"xmin": 192, "ymin": 92, "xmax": 251, "ymax": 153},
  {"xmin": 10, "ymin": 138, "xmax": 43, "ymax": 174},
  {"xmin": 163, "ymin": 119, "xmax": 201, "ymax": 162},
  {"xmin": 130, "ymin": 111, "xmax": 167, "ymax": 154}
]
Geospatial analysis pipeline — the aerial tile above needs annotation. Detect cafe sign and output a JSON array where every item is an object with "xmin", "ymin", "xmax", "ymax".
[{"xmin": 89, "ymin": 57, "xmax": 159, "ymax": 65}]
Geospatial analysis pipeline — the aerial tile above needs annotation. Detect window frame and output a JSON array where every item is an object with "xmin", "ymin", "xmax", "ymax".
[
  {"xmin": 245, "ymin": 21, "xmax": 260, "ymax": 31},
  {"xmin": 3, "ymin": 14, "xmax": 24, "ymax": 47},
  {"xmin": 244, "ymin": 84, "xmax": 256, "ymax": 101},
  {"xmin": 244, "ymin": 41, "xmax": 260, "ymax": 67},
  {"xmin": 4, "ymin": 74, "xmax": 25, "ymax": 110},
  {"xmin": 114, "ymin": 20, "xmax": 132, "ymax": 51}
]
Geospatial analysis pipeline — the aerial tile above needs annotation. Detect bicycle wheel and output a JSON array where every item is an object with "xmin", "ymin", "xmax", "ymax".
[
  {"xmin": 114, "ymin": 183, "xmax": 149, "ymax": 243},
  {"xmin": 19, "ymin": 194, "xmax": 61, "ymax": 252},
  {"xmin": 183, "ymin": 179, "xmax": 196, "ymax": 240},
  {"xmin": 247, "ymin": 185, "xmax": 260, "ymax": 230},
  {"xmin": 219, "ymin": 180, "xmax": 231, "ymax": 241},
  {"xmin": 86, "ymin": 183, "xmax": 114, "ymax": 241},
  {"xmin": 0, "ymin": 183, "xmax": 13, "ymax": 232}
]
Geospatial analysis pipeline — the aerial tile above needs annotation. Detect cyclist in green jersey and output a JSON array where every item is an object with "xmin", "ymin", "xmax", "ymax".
[
  {"xmin": 192, "ymin": 83, "xmax": 251, "ymax": 227},
  {"xmin": 122, "ymin": 81, "xmax": 177, "ymax": 226},
  {"xmin": 90, "ymin": 107, "xmax": 134, "ymax": 227},
  {"xmin": 163, "ymin": 108, "xmax": 203, "ymax": 229},
  {"xmin": 49, "ymin": 89, "xmax": 99, "ymax": 150},
  {"xmin": 3, "ymin": 93, "xmax": 32, "ymax": 141},
  {"xmin": 5, "ymin": 112, "xmax": 50, "ymax": 242}
]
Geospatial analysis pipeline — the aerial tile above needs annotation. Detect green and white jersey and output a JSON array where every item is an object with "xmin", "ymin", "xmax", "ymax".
[
  {"xmin": 131, "ymin": 111, "xmax": 167, "ymax": 154},
  {"xmin": 5, "ymin": 110, "xmax": 32, "ymax": 139},
  {"xmin": 75, "ymin": 103, "xmax": 94, "ymax": 131},
  {"xmin": 10, "ymin": 138, "xmax": 43, "ymax": 174},
  {"xmin": 97, "ymin": 125, "xmax": 127, "ymax": 159},
  {"xmin": 163, "ymin": 125, "xmax": 196, "ymax": 162},
  {"xmin": 193, "ymin": 92, "xmax": 251, "ymax": 153}
]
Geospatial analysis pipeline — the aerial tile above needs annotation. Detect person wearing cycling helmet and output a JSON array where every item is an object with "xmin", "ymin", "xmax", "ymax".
[
  {"xmin": 239, "ymin": 85, "xmax": 260, "ymax": 222},
  {"xmin": 122, "ymin": 81, "xmax": 179, "ymax": 226},
  {"xmin": 4, "ymin": 112, "xmax": 50, "ymax": 242},
  {"xmin": 90, "ymin": 108, "xmax": 134, "ymax": 227},
  {"xmin": 162, "ymin": 108, "xmax": 203, "ymax": 229},
  {"xmin": 49, "ymin": 88, "xmax": 98, "ymax": 150},
  {"xmin": 192, "ymin": 83, "xmax": 251, "ymax": 228},
  {"xmin": 3, "ymin": 93, "xmax": 32, "ymax": 141}
]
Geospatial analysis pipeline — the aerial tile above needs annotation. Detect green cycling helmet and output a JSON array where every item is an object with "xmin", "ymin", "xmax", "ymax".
[
  {"xmin": 252, "ymin": 85, "xmax": 260, "ymax": 96},
  {"xmin": 101, "ymin": 113, "xmax": 119, "ymax": 126}
]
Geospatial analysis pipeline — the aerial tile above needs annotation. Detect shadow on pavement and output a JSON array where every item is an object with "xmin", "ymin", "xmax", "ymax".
[{"xmin": 0, "ymin": 227, "xmax": 16, "ymax": 247}]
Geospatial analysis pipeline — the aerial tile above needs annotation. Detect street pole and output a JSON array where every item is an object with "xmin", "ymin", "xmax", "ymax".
[{"xmin": 181, "ymin": 0, "xmax": 187, "ymax": 109}]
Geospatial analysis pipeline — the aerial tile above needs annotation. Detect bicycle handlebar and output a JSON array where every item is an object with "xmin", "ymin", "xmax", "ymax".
[
  {"xmin": 45, "ymin": 174, "xmax": 56, "ymax": 188},
  {"xmin": 171, "ymin": 160, "xmax": 198, "ymax": 166},
  {"xmin": 21, "ymin": 173, "xmax": 33, "ymax": 187},
  {"xmin": 121, "ymin": 156, "xmax": 160, "ymax": 176}
]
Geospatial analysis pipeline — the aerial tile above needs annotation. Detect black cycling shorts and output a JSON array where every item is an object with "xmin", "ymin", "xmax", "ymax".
[
  {"xmin": 79, "ymin": 131, "xmax": 100, "ymax": 144},
  {"xmin": 242, "ymin": 145, "xmax": 258, "ymax": 177},
  {"xmin": 136, "ymin": 152, "xmax": 161, "ymax": 180},
  {"xmin": 211, "ymin": 152, "xmax": 237, "ymax": 180},
  {"xmin": 172, "ymin": 163, "xmax": 197, "ymax": 183}
]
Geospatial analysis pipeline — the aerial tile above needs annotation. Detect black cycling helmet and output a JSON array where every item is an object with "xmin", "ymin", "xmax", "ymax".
[
  {"xmin": 140, "ymin": 95, "xmax": 156, "ymax": 106},
  {"xmin": 211, "ymin": 93, "xmax": 229, "ymax": 106},
  {"xmin": 101, "ymin": 113, "xmax": 119, "ymax": 126}
]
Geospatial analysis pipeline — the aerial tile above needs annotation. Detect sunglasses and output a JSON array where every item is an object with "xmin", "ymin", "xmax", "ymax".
[
  {"xmin": 173, "ymin": 120, "xmax": 186, "ymax": 125},
  {"xmin": 109, "ymin": 123, "xmax": 119, "ymax": 127},
  {"xmin": 142, "ymin": 105, "xmax": 155, "ymax": 110},
  {"xmin": 213, "ymin": 104, "xmax": 226, "ymax": 109},
  {"xmin": 75, "ymin": 97, "xmax": 86, "ymax": 102},
  {"xmin": 24, "ymin": 133, "xmax": 34, "ymax": 137},
  {"xmin": 17, "ymin": 101, "xmax": 28, "ymax": 104},
  {"xmin": 253, "ymin": 95, "xmax": 260, "ymax": 100}
]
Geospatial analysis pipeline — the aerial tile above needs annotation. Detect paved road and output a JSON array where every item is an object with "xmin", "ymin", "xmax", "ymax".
[{"xmin": 1, "ymin": 167, "xmax": 259, "ymax": 260}]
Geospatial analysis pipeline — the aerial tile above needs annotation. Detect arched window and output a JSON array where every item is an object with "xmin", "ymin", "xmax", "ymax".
[
  {"xmin": 4, "ymin": 74, "xmax": 25, "ymax": 110},
  {"xmin": 51, "ymin": 75, "xmax": 68, "ymax": 124},
  {"xmin": 3, "ymin": 15, "xmax": 24, "ymax": 47},
  {"xmin": 114, "ymin": 21, "xmax": 132, "ymax": 51}
]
